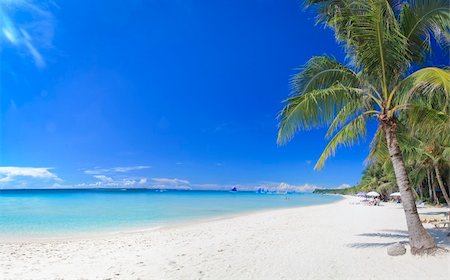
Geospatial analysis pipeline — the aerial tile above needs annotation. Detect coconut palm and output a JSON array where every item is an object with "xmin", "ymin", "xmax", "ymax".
[
  {"xmin": 277, "ymin": 0, "xmax": 449, "ymax": 254},
  {"xmin": 405, "ymin": 125, "xmax": 450, "ymax": 205},
  {"xmin": 370, "ymin": 120, "xmax": 449, "ymax": 204},
  {"xmin": 356, "ymin": 162, "xmax": 398, "ymax": 196}
]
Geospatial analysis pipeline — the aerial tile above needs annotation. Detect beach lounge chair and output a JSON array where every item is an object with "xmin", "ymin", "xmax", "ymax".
[
  {"xmin": 419, "ymin": 214, "xmax": 447, "ymax": 224},
  {"xmin": 432, "ymin": 221, "xmax": 450, "ymax": 229},
  {"xmin": 416, "ymin": 202, "xmax": 426, "ymax": 208}
]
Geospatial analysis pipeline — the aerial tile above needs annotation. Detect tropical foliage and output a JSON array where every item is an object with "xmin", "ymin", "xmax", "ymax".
[
  {"xmin": 278, "ymin": 0, "xmax": 450, "ymax": 254},
  {"xmin": 321, "ymin": 116, "xmax": 450, "ymax": 206}
]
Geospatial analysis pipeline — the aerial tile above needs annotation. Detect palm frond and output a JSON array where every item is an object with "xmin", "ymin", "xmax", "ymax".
[
  {"xmin": 442, "ymin": 146, "xmax": 450, "ymax": 161},
  {"xmin": 367, "ymin": 128, "xmax": 388, "ymax": 164},
  {"xmin": 290, "ymin": 56, "xmax": 360, "ymax": 94},
  {"xmin": 277, "ymin": 56, "xmax": 364, "ymax": 145},
  {"xmin": 304, "ymin": 0, "xmax": 353, "ymax": 30},
  {"xmin": 401, "ymin": 104, "xmax": 450, "ymax": 136},
  {"xmin": 400, "ymin": 0, "xmax": 450, "ymax": 64},
  {"xmin": 393, "ymin": 67, "xmax": 450, "ymax": 113},
  {"xmin": 344, "ymin": 0, "xmax": 409, "ymax": 93},
  {"xmin": 277, "ymin": 84, "xmax": 362, "ymax": 144},
  {"xmin": 405, "ymin": 67, "xmax": 450, "ymax": 95},
  {"xmin": 315, "ymin": 114, "xmax": 367, "ymax": 169},
  {"xmin": 326, "ymin": 94, "xmax": 377, "ymax": 137}
]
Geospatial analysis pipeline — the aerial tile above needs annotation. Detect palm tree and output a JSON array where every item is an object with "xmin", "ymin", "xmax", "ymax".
[
  {"xmin": 407, "ymin": 126, "xmax": 450, "ymax": 205},
  {"xmin": 356, "ymin": 162, "xmax": 398, "ymax": 196},
  {"xmin": 277, "ymin": 0, "xmax": 449, "ymax": 254}
]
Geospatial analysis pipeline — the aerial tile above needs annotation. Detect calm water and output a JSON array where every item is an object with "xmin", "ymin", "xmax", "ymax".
[{"xmin": 0, "ymin": 189, "xmax": 341, "ymax": 237}]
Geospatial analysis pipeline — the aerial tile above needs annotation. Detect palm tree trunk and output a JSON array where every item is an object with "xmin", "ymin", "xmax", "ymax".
[
  {"xmin": 381, "ymin": 119, "xmax": 436, "ymax": 254},
  {"xmin": 431, "ymin": 172, "xmax": 440, "ymax": 205},
  {"xmin": 434, "ymin": 164, "xmax": 450, "ymax": 206},
  {"xmin": 417, "ymin": 184, "xmax": 423, "ymax": 200},
  {"xmin": 427, "ymin": 170, "xmax": 433, "ymax": 201}
]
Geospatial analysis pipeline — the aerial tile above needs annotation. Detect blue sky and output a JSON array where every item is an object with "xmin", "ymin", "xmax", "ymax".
[{"xmin": 1, "ymin": 0, "xmax": 381, "ymax": 190}]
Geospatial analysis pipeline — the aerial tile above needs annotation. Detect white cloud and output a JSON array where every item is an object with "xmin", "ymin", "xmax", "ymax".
[
  {"xmin": 21, "ymin": 28, "xmax": 45, "ymax": 67},
  {"xmin": 242, "ymin": 182, "xmax": 320, "ymax": 193},
  {"xmin": 2, "ymin": 27, "xmax": 17, "ymax": 44},
  {"xmin": 139, "ymin": 178, "xmax": 147, "ymax": 184},
  {"xmin": 292, "ymin": 184, "xmax": 319, "ymax": 193},
  {"xmin": 0, "ymin": 0, "xmax": 55, "ymax": 68},
  {"xmin": 93, "ymin": 175, "xmax": 114, "ymax": 183},
  {"xmin": 80, "ymin": 171, "xmax": 151, "ymax": 189},
  {"xmin": 190, "ymin": 182, "xmax": 320, "ymax": 193},
  {"xmin": 0, "ymin": 165, "xmax": 345, "ymax": 193},
  {"xmin": 151, "ymin": 178, "xmax": 190, "ymax": 185},
  {"xmin": 149, "ymin": 178, "xmax": 191, "ymax": 190},
  {"xmin": 112, "ymin": 166, "xmax": 150, "ymax": 173},
  {"xmin": 0, "ymin": 166, "xmax": 61, "ymax": 184},
  {"xmin": 72, "ymin": 165, "xmax": 153, "ymax": 189},
  {"xmin": 335, "ymin": 183, "xmax": 351, "ymax": 189},
  {"xmin": 84, "ymin": 165, "xmax": 151, "ymax": 175}
]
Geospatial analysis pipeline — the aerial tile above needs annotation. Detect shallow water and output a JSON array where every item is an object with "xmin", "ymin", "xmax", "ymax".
[{"xmin": 0, "ymin": 189, "xmax": 341, "ymax": 237}]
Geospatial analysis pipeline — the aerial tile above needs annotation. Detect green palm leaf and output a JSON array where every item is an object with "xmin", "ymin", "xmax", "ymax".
[
  {"xmin": 400, "ymin": 0, "xmax": 450, "ymax": 64},
  {"xmin": 315, "ymin": 114, "xmax": 367, "ymax": 169}
]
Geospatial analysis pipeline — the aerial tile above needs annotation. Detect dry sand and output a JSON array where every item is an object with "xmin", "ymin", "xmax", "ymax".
[{"xmin": 1, "ymin": 196, "xmax": 449, "ymax": 280}]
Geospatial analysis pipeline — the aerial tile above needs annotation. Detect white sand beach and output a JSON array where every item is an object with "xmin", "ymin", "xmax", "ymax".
[{"xmin": 1, "ymin": 196, "xmax": 449, "ymax": 280}]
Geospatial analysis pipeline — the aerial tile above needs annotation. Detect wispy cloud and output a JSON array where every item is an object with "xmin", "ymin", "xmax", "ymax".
[
  {"xmin": 151, "ymin": 177, "xmax": 190, "ymax": 185},
  {"xmin": 0, "ymin": 165, "xmax": 348, "ymax": 193},
  {"xmin": 76, "ymin": 176, "xmax": 191, "ymax": 190},
  {"xmin": 74, "ymin": 165, "xmax": 154, "ymax": 189},
  {"xmin": 93, "ymin": 175, "xmax": 114, "ymax": 183},
  {"xmin": 190, "ymin": 182, "xmax": 325, "ymax": 193},
  {"xmin": 148, "ymin": 177, "xmax": 191, "ymax": 190},
  {"xmin": 84, "ymin": 165, "xmax": 151, "ymax": 175},
  {"xmin": 76, "ymin": 177, "xmax": 148, "ymax": 188},
  {"xmin": 0, "ymin": 0, "xmax": 55, "ymax": 67},
  {"xmin": 191, "ymin": 182, "xmax": 321, "ymax": 193},
  {"xmin": 0, "ymin": 166, "xmax": 61, "ymax": 183},
  {"xmin": 335, "ymin": 183, "xmax": 351, "ymax": 189}
]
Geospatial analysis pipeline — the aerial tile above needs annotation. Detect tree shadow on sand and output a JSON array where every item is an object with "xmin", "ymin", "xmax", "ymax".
[{"xmin": 347, "ymin": 229, "xmax": 450, "ymax": 249}]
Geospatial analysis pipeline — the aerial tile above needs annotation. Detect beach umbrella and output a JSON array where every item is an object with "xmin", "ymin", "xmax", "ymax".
[
  {"xmin": 356, "ymin": 192, "xmax": 367, "ymax": 197},
  {"xmin": 390, "ymin": 192, "xmax": 401, "ymax": 197},
  {"xmin": 367, "ymin": 191, "xmax": 380, "ymax": 197}
]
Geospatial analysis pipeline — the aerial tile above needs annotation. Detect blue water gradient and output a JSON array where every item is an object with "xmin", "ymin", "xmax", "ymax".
[{"xmin": 0, "ymin": 189, "xmax": 341, "ymax": 237}]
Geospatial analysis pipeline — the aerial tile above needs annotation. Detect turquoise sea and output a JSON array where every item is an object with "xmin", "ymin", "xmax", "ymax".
[{"xmin": 0, "ymin": 189, "xmax": 341, "ymax": 237}]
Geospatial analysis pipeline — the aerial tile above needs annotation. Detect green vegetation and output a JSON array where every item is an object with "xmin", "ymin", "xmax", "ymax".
[
  {"xmin": 278, "ymin": 0, "xmax": 449, "ymax": 254},
  {"xmin": 314, "ymin": 119, "xmax": 450, "ymax": 205},
  {"xmin": 313, "ymin": 187, "xmax": 358, "ymax": 195}
]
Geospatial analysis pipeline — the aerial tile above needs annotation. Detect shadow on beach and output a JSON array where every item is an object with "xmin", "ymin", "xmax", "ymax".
[{"xmin": 347, "ymin": 229, "xmax": 450, "ymax": 249}]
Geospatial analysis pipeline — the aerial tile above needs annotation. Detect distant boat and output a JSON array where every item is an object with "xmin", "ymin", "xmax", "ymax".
[{"xmin": 231, "ymin": 187, "xmax": 238, "ymax": 192}]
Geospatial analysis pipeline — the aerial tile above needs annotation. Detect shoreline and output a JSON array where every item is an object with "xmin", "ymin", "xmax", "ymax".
[
  {"xmin": 0, "ymin": 194, "xmax": 344, "ymax": 243},
  {"xmin": 1, "ymin": 195, "xmax": 449, "ymax": 279}
]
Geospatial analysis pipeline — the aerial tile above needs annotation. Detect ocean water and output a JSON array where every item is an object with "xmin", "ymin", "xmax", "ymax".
[{"xmin": 0, "ymin": 189, "xmax": 341, "ymax": 237}]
